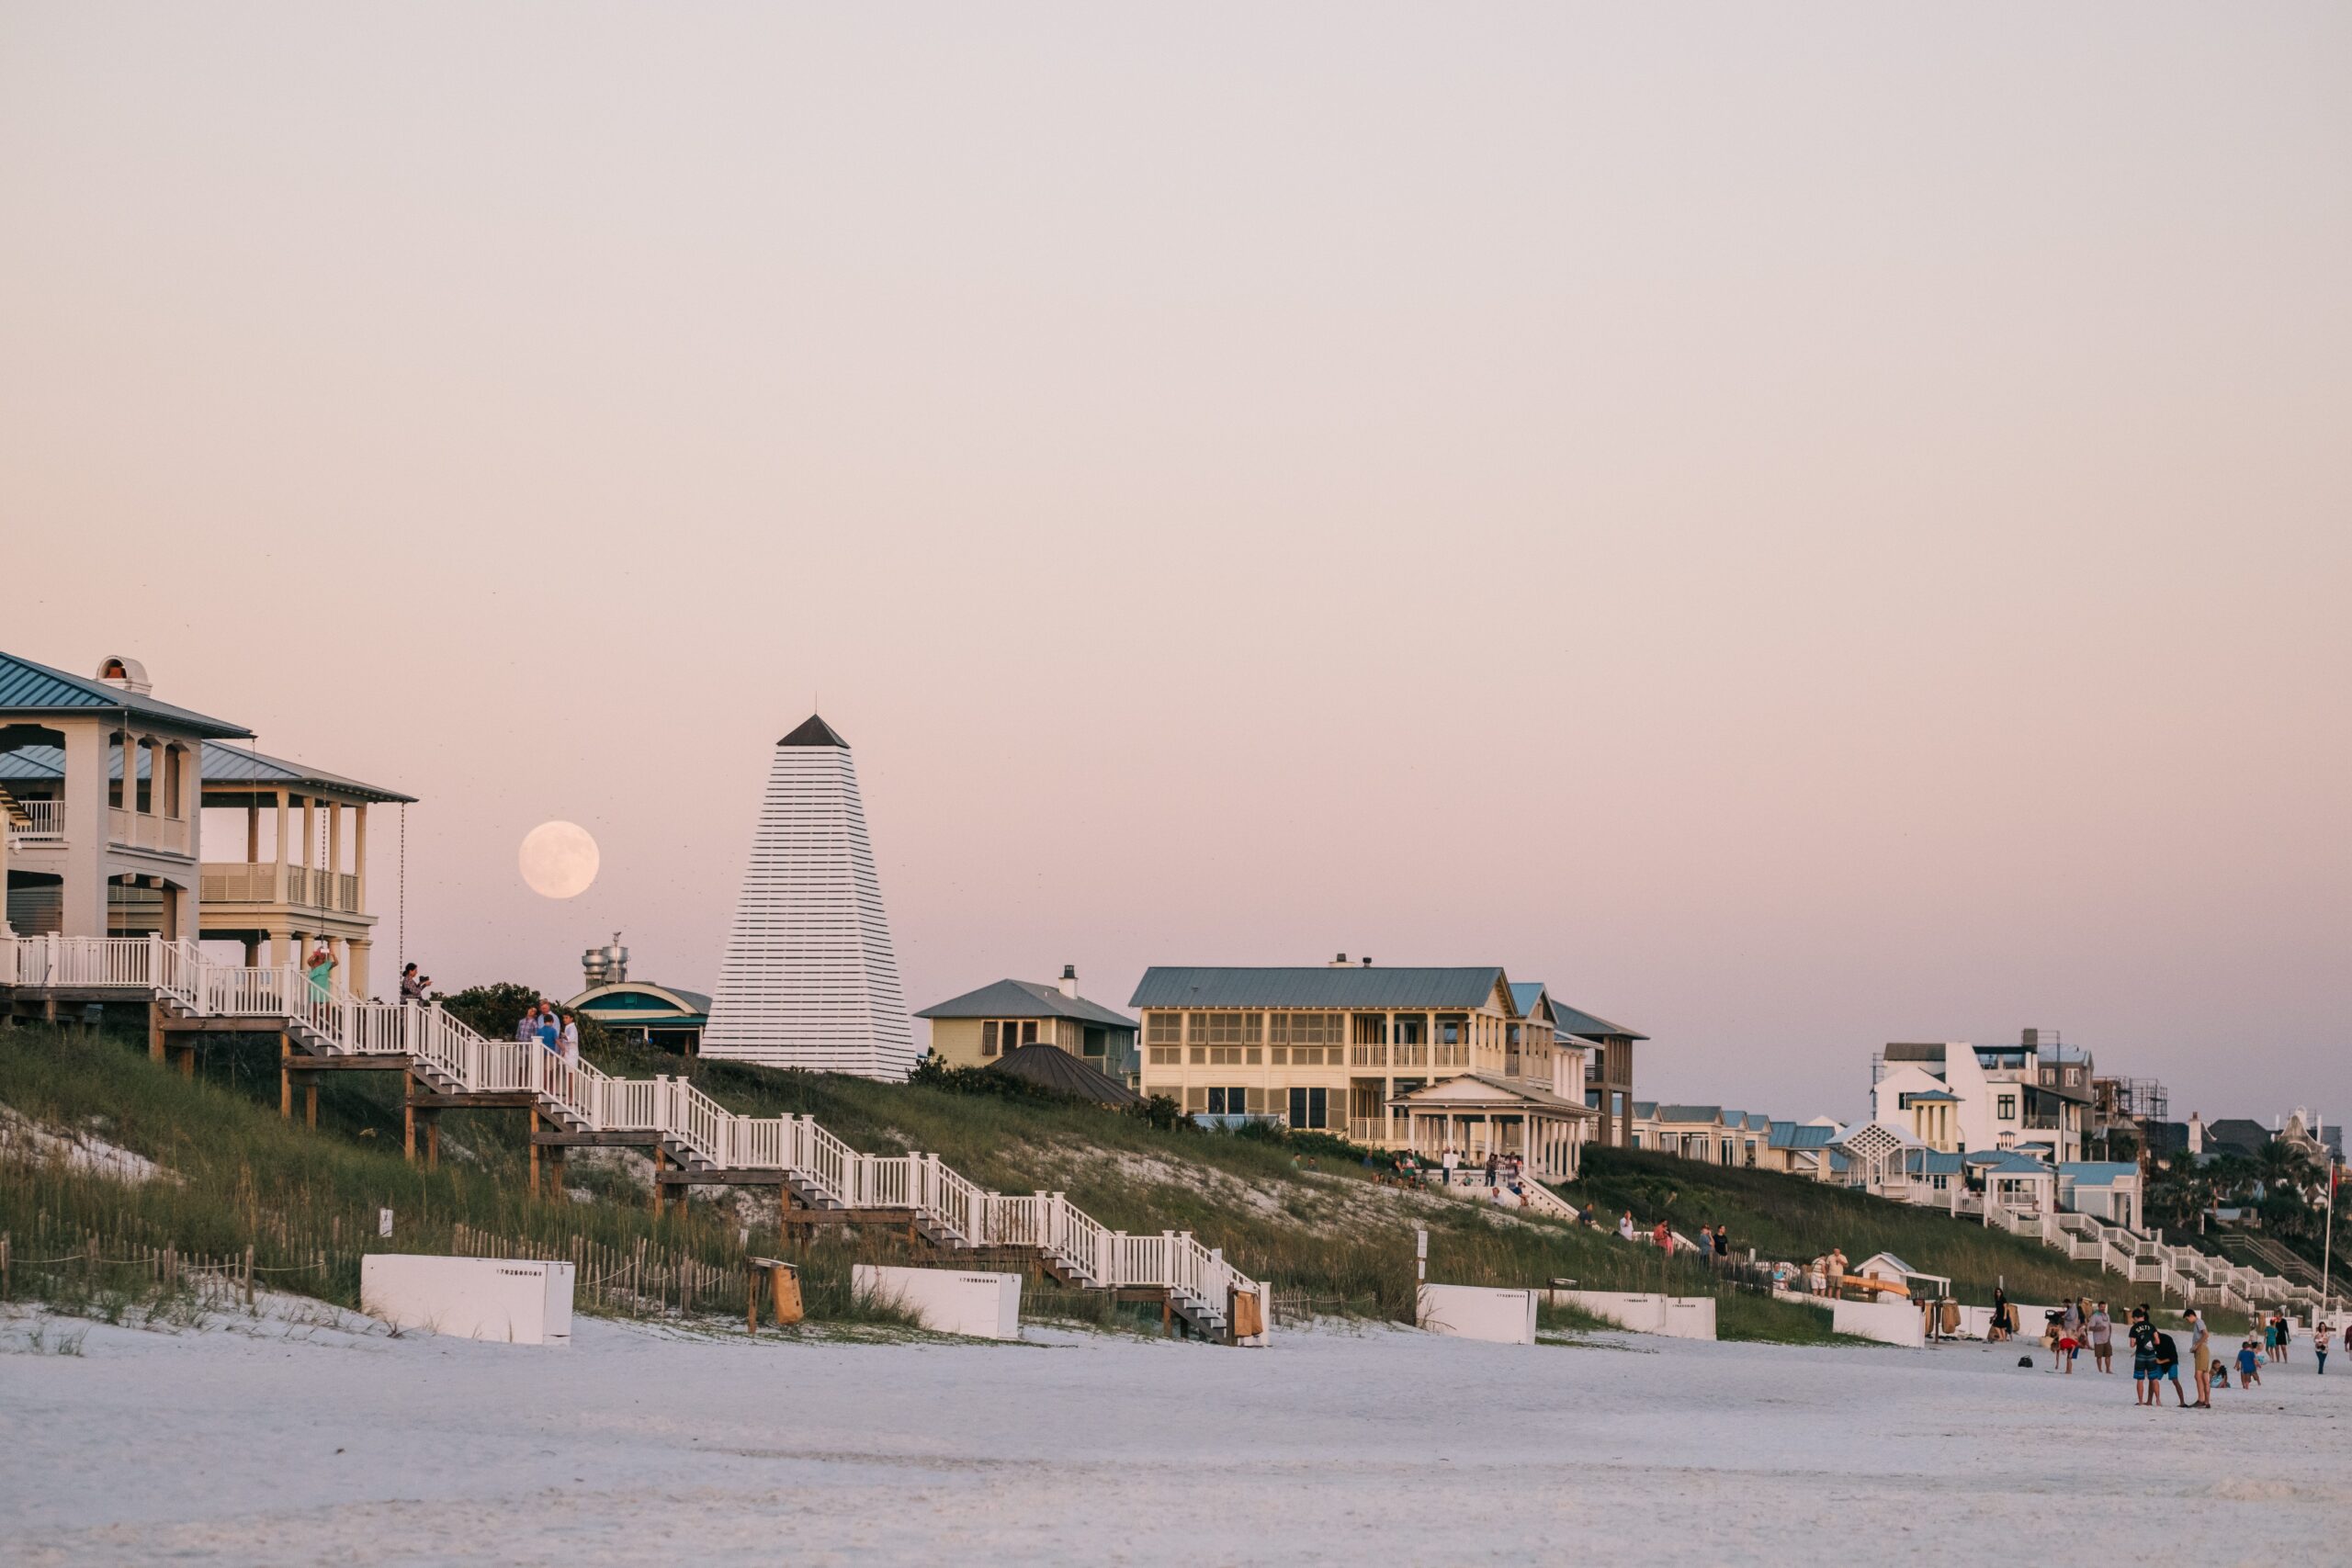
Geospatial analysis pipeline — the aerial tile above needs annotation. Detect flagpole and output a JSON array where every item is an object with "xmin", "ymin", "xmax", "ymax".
[{"xmin": 2324, "ymin": 1160, "xmax": 2337, "ymax": 1322}]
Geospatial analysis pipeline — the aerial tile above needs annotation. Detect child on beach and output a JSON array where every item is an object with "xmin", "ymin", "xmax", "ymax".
[{"xmin": 2236, "ymin": 1337, "xmax": 2263, "ymax": 1388}]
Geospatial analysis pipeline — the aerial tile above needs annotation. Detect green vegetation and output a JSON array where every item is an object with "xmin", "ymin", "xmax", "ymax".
[
  {"xmin": 0, "ymin": 1020, "xmax": 1836, "ymax": 1343},
  {"xmin": 1567, "ymin": 1146, "xmax": 2226, "ymax": 1323}
]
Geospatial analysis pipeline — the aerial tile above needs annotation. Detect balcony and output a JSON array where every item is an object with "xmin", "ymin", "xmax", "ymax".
[
  {"xmin": 198, "ymin": 862, "xmax": 362, "ymax": 917},
  {"xmin": 109, "ymin": 807, "xmax": 189, "ymax": 855},
  {"xmin": 6, "ymin": 797, "xmax": 65, "ymax": 843}
]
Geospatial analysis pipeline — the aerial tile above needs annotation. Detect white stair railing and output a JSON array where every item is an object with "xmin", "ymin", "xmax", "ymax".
[{"xmin": 9, "ymin": 935, "xmax": 1270, "ymax": 1331}]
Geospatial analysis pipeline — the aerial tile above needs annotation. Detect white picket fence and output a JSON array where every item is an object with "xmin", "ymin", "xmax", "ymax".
[{"xmin": 1, "ymin": 933, "xmax": 1268, "ymax": 1339}]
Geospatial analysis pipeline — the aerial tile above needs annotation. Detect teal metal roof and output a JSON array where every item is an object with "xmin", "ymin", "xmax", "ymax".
[
  {"xmin": 916, "ymin": 978, "xmax": 1136, "ymax": 1030},
  {"xmin": 0, "ymin": 651, "xmax": 253, "ymax": 739},
  {"xmin": 1770, "ymin": 1121, "xmax": 1841, "ymax": 1150},
  {"xmin": 1130, "ymin": 966, "xmax": 1510, "ymax": 1011},
  {"xmin": 1550, "ymin": 1001, "xmax": 1645, "ymax": 1042},
  {"xmin": 0, "ymin": 739, "xmax": 412, "ymax": 803},
  {"xmin": 2059, "ymin": 1161, "xmax": 2138, "ymax": 1186}
]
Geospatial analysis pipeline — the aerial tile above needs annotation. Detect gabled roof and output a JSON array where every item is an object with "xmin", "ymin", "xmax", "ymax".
[
  {"xmin": 1901, "ymin": 1089, "xmax": 1961, "ymax": 1103},
  {"xmin": 1770, "ymin": 1121, "xmax": 1841, "ymax": 1150},
  {"xmin": 777, "ymin": 714, "xmax": 849, "ymax": 748},
  {"xmin": 2203, "ymin": 1119, "xmax": 2273, "ymax": 1156},
  {"xmin": 915, "ymin": 977, "xmax": 1136, "ymax": 1031},
  {"xmin": 0, "ymin": 651, "xmax": 253, "ymax": 739},
  {"xmin": 1389, "ymin": 1072, "xmax": 1598, "ymax": 1116},
  {"xmin": 1508, "ymin": 982, "xmax": 1555, "ymax": 1023},
  {"xmin": 1550, "ymin": 1002, "xmax": 1645, "ymax": 1042},
  {"xmin": 198, "ymin": 740, "xmax": 415, "ymax": 804},
  {"xmin": 1130, "ymin": 966, "xmax": 1511, "ymax": 1012},
  {"xmin": 1631, "ymin": 1100, "xmax": 1658, "ymax": 1119},
  {"xmin": 1656, "ymin": 1104, "xmax": 1724, "ymax": 1125},
  {"xmin": 987, "ymin": 1042, "xmax": 1140, "ymax": 1106},
  {"xmin": 1905, "ymin": 1149, "xmax": 1966, "ymax": 1176},
  {"xmin": 0, "ymin": 739, "xmax": 413, "ymax": 803}
]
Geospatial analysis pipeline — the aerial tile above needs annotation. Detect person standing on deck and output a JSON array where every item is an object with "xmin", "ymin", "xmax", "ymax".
[
  {"xmin": 559, "ymin": 1010, "xmax": 581, "ymax": 1065},
  {"xmin": 305, "ymin": 942, "xmax": 335, "ymax": 1001},
  {"xmin": 516, "ymin": 1003, "xmax": 541, "ymax": 1043},
  {"xmin": 1483, "ymin": 1151, "xmax": 1498, "ymax": 1190},
  {"xmin": 400, "ymin": 963, "xmax": 425, "ymax": 1005}
]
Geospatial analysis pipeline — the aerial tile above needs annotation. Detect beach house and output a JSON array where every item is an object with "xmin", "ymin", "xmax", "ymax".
[
  {"xmin": 1129, "ymin": 960, "xmax": 1608, "ymax": 1179},
  {"xmin": 917, "ymin": 966, "xmax": 1141, "ymax": 1087},
  {"xmin": 1, "ymin": 650, "xmax": 411, "ymax": 996}
]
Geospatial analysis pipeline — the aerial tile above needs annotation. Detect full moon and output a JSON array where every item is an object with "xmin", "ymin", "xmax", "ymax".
[{"xmin": 518, "ymin": 820, "xmax": 600, "ymax": 899}]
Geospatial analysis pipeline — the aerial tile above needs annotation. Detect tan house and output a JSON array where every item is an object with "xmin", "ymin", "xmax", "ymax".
[
  {"xmin": 917, "ymin": 965, "xmax": 1140, "ymax": 1085},
  {"xmin": 1129, "ymin": 961, "xmax": 1603, "ymax": 1179},
  {"xmin": 1, "ymin": 651, "xmax": 409, "ymax": 995}
]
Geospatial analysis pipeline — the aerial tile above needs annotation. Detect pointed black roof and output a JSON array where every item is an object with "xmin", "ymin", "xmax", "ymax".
[{"xmin": 777, "ymin": 714, "xmax": 848, "ymax": 749}]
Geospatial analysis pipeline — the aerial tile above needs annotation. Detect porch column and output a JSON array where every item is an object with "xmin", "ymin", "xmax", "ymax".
[
  {"xmin": 58, "ymin": 721, "xmax": 109, "ymax": 937},
  {"xmin": 349, "ymin": 938, "xmax": 370, "ymax": 998},
  {"xmin": 328, "ymin": 799, "xmax": 343, "ymax": 883},
  {"xmin": 273, "ymin": 789, "xmax": 288, "ymax": 902},
  {"xmin": 353, "ymin": 804, "xmax": 368, "ymax": 913},
  {"xmin": 246, "ymin": 802, "xmax": 260, "ymax": 860},
  {"xmin": 300, "ymin": 795, "xmax": 316, "ymax": 874}
]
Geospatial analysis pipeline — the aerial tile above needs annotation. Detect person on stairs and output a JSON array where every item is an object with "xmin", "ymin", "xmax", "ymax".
[{"xmin": 305, "ymin": 941, "xmax": 335, "ymax": 1001}]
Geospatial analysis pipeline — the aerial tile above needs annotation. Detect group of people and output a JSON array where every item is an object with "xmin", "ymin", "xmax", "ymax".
[
  {"xmin": 2043, "ymin": 1298, "xmax": 2114, "ymax": 1372},
  {"xmin": 517, "ymin": 998, "xmax": 581, "ymax": 1063},
  {"xmin": 1611, "ymin": 1211, "xmax": 1733, "ymax": 1263}
]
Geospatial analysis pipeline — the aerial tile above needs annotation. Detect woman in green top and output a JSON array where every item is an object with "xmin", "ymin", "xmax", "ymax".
[{"xmin": 305, "ymin": 941, "xmax": 335, "ymax": 1001}]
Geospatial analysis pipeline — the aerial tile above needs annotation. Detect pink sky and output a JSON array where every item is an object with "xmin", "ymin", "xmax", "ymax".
[{"xmin": 4, "ymin": 4, "xmax": 2346, "ymax": 1122}]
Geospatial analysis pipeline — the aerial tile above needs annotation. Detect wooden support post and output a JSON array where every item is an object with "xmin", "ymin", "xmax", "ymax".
[
  {"xmin": 1162, "ymin": 1293, "xmax": 1172, "ymax": 1337},
  {"xmin": 402, "ymin": 1094, "xmax": 416, "ymax": 1161},
  {"xmin": 425, "ymin": 1114, "xmax": 440, "ymax": 1169},
  {"xmin": 304, "ymin": 1078, "xmax": 317, "ymax": 1129},
  {"xmin": 280, "ymin": 1038, "xmax": 293, "ymax": 1120},
  {"xmin": 651, "ymin": 1145, "xmax": 667, "ymax": 1219},
  {"xmin": 529, "ymin": 1110, "xmax": 542, "ymax": 1197},
  {"xmin": 548, "ymin": 1144, "xmax": 566, "ymax": 1201},
  {"xmin": 176, "ymin": 1043, "xmax": 195, "ymax": 1079},
  {"xmin": 148, "ymin": 1003, "xmax": 164, "ymax": 1063}
]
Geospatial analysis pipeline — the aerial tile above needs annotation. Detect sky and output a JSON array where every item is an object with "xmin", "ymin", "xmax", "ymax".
[{"xmin": 3, "ymin": 4, "xmax": 2346, "ymax": 1124}]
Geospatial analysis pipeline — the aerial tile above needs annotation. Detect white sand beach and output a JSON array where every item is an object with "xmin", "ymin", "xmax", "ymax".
[{"xmin": 5, "ymin": 1309, "xmax": 2346, "ymax": 1564}]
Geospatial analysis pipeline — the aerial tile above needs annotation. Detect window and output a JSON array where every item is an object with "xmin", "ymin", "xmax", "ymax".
[
  {"xmin": 1996, "ymin": 1094, "xmax": 2017, "ymax": 1121},
  {"xmin": 1146, "ymin": 1012, "xmax": 1182, "ymax": 1046},
  {"xmin": 981, "ymin": 1021, "xmax": 999, "ymax": 1058},
  {"xmin": 1630, "ymin": 1131, "xmax": 1643, "ymax": 1148},
  {"xmin": 1286, "ymin": 1086, "xmax": 1328, "ymax": 1130},
  {"xmin": 1190, "ymin": 1012, "xmax": 1261, "ymax": 1045},
  {"xmin": 1148, "ymin": 1046, "xmax": 1181, "ymax": 1066},
  {"xmin": 1205, "ymin": 1087, "xmax": 1255, "ymax": 1116},
  {"xmin": 1270, "ymin": 1012, "xmax": 1341, "ymax": 1045},
  {"xmin": 1081, "ymin": 1026, "xmax": 1106, "ymax": 1058},
  {"xmin": 1611, "ymin": 1091, "xmax": 1625, "ymax": 1118}
]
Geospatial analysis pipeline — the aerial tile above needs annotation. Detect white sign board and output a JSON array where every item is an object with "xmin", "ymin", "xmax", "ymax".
[
  {"xmin": 1546, "ymin": 1290, "xmax": 1719, "ymax": 1340},
  {"xmin": 360, "ymin": 1255, "xmax": 574, "ymax": 1346},
  {"xmin": 1417, "ymin": 1283, "xmax": 1536, "ymax": 1345},
  {"xmin": 854, "ymin": 1265, "xmax": 1023, "ymax": 1340},
  {"xmin": 1832, "ymin": 1296, "xmax": 1926, "ymax": 1348}
]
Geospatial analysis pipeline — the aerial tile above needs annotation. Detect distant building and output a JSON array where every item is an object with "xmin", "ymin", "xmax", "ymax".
[
  {"xmin": 701, "ymin": 716, "xmax": 916, "ymax": 1078},
  {"xmin": 1129, "ymin": 959, "xmax": 1603, "ymax": 1179},
  {"xmin": 915, "ymin": 966, "xmax": 1140, "ymax": 1086},
  {"xmin": 1869, "ymin": 1030, "xmax": 2090, "ymax": 1164},
  {"xmin": 1629, "ymin": 1103, "xmax": 1775, "ymax": 1168},
  {"xmin": 563, "ymin": 933, "xmax": 708, "ymax": 1054}
]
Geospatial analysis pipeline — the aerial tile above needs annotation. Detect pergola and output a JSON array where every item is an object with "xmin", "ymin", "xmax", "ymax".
[{"xmin": 1389, "ymin": 1072, "xmax": 1600, "ymax": 1182}]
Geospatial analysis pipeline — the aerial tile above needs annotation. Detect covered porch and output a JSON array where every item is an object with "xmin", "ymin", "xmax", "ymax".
[{"xmin": 1388, "ymin": 1072, "xmax": 1600, "ymax": 1182}]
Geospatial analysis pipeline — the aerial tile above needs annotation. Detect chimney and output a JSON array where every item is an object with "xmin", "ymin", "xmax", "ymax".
[
  {"xmin": 1329, "ymin": 953, "xmax": 1350, "ymax": 968},
  {"xmin": 2020, "ymin": 1028, "xmax": 2039, "ymax": 1048},
  {"xmin": 1361, "ymin": 956, "xmax": 1373, "ymax": 966},
  {"xmin": 1058, "ymin": 964, "xmax": 1078, "ymax": 999},
  {"xmin": 93, "ymin": 656, "xmax": 153, "ymax": 696}
]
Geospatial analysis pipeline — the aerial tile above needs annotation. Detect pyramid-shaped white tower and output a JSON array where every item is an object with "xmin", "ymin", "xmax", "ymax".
[{"xmin": 700, "ymin": 716, "xmax": 916, "ymax": 1077}]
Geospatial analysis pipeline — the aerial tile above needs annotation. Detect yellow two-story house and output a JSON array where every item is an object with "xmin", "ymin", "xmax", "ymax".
[{"xmin": 1129, "ymin": 961, "xmax": 1605, "ymax": 1180}]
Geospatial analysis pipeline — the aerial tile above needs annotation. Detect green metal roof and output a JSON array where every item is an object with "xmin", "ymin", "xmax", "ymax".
[
  {"xmin": 1130, "ymin": 966, "xmax": 1511, "ymax": 1011},
  {"xmin": 0, "ymin": 651, "xmax": 253, "ymax": 739},
  {"xmin": 915, "ymin": 978, "xmax": 1136, "ymax": 1030}
]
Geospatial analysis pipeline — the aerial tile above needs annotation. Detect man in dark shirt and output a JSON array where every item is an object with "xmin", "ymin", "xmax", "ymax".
[
  {"xmin": 2128, "ymin": 1306, "xmax": 2160, "ymax": 1404},
  {"xmin": 2151, "ymin": 1322, "xmax": 2188, "ymax": 1407}
]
